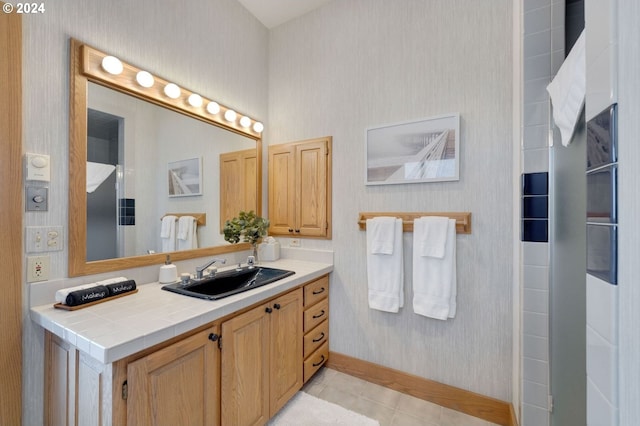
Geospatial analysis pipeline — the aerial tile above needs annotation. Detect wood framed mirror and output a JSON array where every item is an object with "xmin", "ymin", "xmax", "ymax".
[{"xmin": 69, "ymin": 39, "xmax": 262, "ymax": 276}]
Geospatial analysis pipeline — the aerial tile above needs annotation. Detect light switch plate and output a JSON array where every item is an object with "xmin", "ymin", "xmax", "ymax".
[
  {"xmin": 26, "ymin": 226, "xmax": 64, "ymax": 253},
  {"xmin": 26, "ymin": 186, "xmax": 48, "ymax": 211}
]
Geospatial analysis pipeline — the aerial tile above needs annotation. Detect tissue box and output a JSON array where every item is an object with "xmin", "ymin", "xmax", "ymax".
[{"xmin": 258, "ymin": 241, "xmax": 280, "ymax": 262}]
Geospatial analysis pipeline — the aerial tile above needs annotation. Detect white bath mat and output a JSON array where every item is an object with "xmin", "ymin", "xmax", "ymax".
[{"xmin": 268, "ymin": 391, "xmax": 380, "ymax": 426}]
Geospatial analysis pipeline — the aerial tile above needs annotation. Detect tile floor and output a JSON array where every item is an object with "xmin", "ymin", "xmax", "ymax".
[{"xmin": 302, "ymin": 367, "xmax": 501, "ymax": 426}]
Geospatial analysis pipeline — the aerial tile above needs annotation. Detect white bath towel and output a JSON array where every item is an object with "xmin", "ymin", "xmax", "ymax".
[
  {"xmin": 366, "ymin": 218, "xmax": 404, "ymax": 312},
  {"xmin": 177, "ymin": 216, "xmax": 198, "ymax": 250},
  {"xmin": 416, "ymin": 216, "xmax": 450, "ymax": 259},
  {"xmin": 161, "ymin": 215, "xmax": 177, "ymax": 252},
  {"xmin": 547, "ymin": 29, "xmax": 585, "ymax": 147},
  {"xmin": 367, "ymin": 216, "xmax": 397, "ymax": 254},
  {"xmin": 413, "ymin": 217, "xmax": 457, "ymax": 320},
  {"xmin": 86, "ymin": 161, "xmax": 116, "ymax": 193}
]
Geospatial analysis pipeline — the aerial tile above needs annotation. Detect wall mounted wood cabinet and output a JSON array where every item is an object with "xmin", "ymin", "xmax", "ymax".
[
  {"xmin": 268, "ymin": 137, "xmax": 332, "ymax": 238},
  {"xmin": 220, "ymin": 148, "xmax": 258, "ymax": 229}
]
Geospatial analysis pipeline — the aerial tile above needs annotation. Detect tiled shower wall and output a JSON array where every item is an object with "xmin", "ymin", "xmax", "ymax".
[{"xmin": 520, "ymin": 1, "xmax": 565, "ymax": 425}]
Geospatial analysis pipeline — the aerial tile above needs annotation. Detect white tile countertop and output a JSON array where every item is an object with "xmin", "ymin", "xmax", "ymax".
[{"xmin": 31, "ymin": 256, "xmax": 333, "ymax": 365}]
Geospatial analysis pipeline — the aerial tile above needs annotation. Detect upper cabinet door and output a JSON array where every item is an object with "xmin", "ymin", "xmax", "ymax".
[{"xmin": 268, "ymin": 137, "xmax": 332, "ymax": 238}]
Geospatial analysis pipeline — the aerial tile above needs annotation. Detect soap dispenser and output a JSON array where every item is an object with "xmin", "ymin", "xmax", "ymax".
[{"xmin": 159, "ymin": 255, "xmax": 178, "ymax": 283}]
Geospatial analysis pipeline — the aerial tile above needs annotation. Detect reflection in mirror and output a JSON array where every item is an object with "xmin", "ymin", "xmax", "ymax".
[
  {"xmin": 69, "ymin": 39, "xmax": 262, "ymax": 276},
  {"xmin": 86, "ymin": 83, "xmax": 256, "ymax": 261}
]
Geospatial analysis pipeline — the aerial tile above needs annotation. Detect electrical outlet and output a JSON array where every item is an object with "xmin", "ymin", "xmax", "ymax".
[
  {"xmin": 27, "ymin": 255, "xmax": 50, "ymax": 282},
  {"xmin": 289, "ymin": 238, "xmax": 301, "ymax": 247}
]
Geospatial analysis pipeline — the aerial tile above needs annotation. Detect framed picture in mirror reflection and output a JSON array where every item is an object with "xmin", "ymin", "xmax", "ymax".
[{"xmin": 168, "ymin": 157, "xmax": 203, "ymax": 197}]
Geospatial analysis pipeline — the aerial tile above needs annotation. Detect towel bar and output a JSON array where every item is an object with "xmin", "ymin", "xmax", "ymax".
[
  {"xmin": 358, "ymin": 212, "xmax": 471, "ymax": 234},
  {"xmin": 161, "ymin": 213, "xmax": 206, "ymax": 226}
]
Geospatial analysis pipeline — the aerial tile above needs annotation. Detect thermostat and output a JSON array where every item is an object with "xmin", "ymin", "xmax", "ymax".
[{"xmin": 25, "ymin": 153, "xmax": 51, "ymax": 182}]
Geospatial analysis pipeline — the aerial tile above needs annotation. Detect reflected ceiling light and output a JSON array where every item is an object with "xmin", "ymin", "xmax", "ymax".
[
  {"xmin": 239, "ymin": 116, "xmax": 251, "ymax": 128},
  {"xmin": 253, "ymin": 122, "xmax": 264, "ymax": 133},
  {"xmin": 224, "ymin": 109, "xmax": 237, "ymax": 122},
  {"xmin": 206, "ymin": 102, "xmax": 220, "ymax": 114},
  {"xmin": 135, "ymin": 71, "xmax": 154, "ymax": 88},
  {"xmin": 163, "ymin": 83, "xmax": 181, "ymax": 99},
  {"xmin": 188, "ymin": 93, "xmax": 203, "ymax": 107},
  {"xmin": 101, "ymin": 56, "xmax": 123, "ymax": 75}
]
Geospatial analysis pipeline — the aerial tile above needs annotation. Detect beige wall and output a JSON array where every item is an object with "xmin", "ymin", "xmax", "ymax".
[
  {"xmin": 22, "ymin": 1, "xmax": 268, "ymax": 423},
  {"xmin": 268, "ymin": 0, "xmax": 514, "ymax": 400}
]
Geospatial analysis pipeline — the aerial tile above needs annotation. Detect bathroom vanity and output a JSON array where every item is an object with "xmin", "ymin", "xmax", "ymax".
[{"xmin": 32, "ymin": 258, "xmax": 332, "ymax": 426}]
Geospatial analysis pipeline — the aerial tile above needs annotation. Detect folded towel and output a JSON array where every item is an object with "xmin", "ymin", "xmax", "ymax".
[
  {"xmin": 161, "ymin": 215, "xmax": 177, "ymax": 252},
  {"xmin": 547, "ymin": 29, "xmax": 585, "ymax": 147},
  {"xmin": 413, "ymin": 218, "xmax": 457, "ymax": 320},
  {"xmin": 416, "ymin": 216, "xmax": 450, "ymax": 259},
  {"xmin": 55, "ymin": 283, "xmax": 101, "ymax": 303},
  {"xmin": 86, "ymin": 161, "xmax": 116, "ymax": 193},
  {"xmin": 105, "ymin": 279, "xmax": 136, "ymax": 297},
  {"xmin": 367, "ymin": 217, "xmax": 397, "ymax": 254},
  {"xmin": 366, "ymin": 218, "xmax": 404, "ymax": 312},
  {"xmin": 64, "ymin": 285, "xmax": 109, "ymax": 306},
  {"xmin": 177, "ymin": 216, "xmax": 198, "ymax": 250}
]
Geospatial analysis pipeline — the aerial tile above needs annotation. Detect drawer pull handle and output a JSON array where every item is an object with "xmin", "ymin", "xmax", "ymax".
[
  {"xmin": 312, "ymin": 332, "xmax": 325, "ymax": 343},
  {"xmin": 312, "ymin": 355, "xmax": 325, "ymax": 367},
  {"xmin": 312, "ymin": 287, "xmax": 325, "ymax": 295},
  {"xmin": 312, "ymin": 310, "xmax": 325, "ymax": 319}
]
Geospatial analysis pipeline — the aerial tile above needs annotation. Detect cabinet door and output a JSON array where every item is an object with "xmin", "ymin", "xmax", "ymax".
[
  {"xmin": 295, "ymin": 140, "xmax": 328, "ymax": 237},
  {"xmin": 127, "ymin": 326, "xmax": 220, "ymax": 426},
  {"xmin": 269, "ymin": 289, "xmax": 303, "ymax": 414},
  {"xmin": 220, "ymin": 148, "xmax": 258, "ymax": 230},
  {"xmin": 268, "ymin": 145, "xmax": 296, "ymax": 235},
  {"xmin": 221, "ymin": 304, "xmax": 271, "ymax": 426}
]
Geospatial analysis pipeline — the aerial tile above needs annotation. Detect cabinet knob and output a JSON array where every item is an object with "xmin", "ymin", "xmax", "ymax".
[
  {"xmin": 288, "ymin": 228, "xmax": 293, "ymax": 233},
  {"xmin": 208, "ymin": 333, "xmax": 219, "ymax": 342},
  {"xmin": 265, "ymin": 307, "xmax": 273, "ymax": 314},
  {"xmin": 273, "ymin": 303, "xmax": 281, "ymax": 310},
  {"xmin": 295, "ymin": 229, "xmax": 300, "ymax": 233}
]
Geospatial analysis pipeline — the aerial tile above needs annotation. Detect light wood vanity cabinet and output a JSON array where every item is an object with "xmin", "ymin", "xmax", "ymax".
[
  {"xmin": 44, "ymin": 274, "xmax": 330, "ymax": 426},
  {"xmin": 127, "ymin": 325, "xmax": 221, "ymax": 426},
  {"xmin": 220, "ymin": 289, "xmax": 302, "ymax": 426},
  {"xmin": 268, "ymin": 137, "xmax": 332, "ymax": 238},
  {"xmin": 302, "ymin": 275, "xmax": 330, "ymax": 382}
]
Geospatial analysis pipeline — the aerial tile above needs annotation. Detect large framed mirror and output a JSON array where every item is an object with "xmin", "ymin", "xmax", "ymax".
[{"xmin": 69, "ymin": 39, "xmax": 263, "ymax": 276}]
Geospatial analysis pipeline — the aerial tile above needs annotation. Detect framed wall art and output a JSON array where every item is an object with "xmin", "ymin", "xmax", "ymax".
[
  {"xmin": 365, "ymin": 113, "xmax": 460, "ymax": 185},
  {"xmin": 168, "ymin": 157, "xmax": 203, "ymax": 197}
]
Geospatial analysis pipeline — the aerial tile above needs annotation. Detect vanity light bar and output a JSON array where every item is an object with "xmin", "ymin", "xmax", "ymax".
[{"xmin": 81, "ymin": 44, "xmax": 264, "ymax": 137}]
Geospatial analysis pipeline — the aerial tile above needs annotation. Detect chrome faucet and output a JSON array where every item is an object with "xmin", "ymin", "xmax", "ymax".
[{"xmin": 195, "ymin": 257, "xmax": 226, "ymax": 280}]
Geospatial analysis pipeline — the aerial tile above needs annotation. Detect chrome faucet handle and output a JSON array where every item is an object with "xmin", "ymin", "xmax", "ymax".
[
  {"xmin": 247, "ymin": 255, "xmax": 255, "ymax": 268},
  {"xmin": 195, "ymin": 257, "xmax": 226, "ymax": 279}
]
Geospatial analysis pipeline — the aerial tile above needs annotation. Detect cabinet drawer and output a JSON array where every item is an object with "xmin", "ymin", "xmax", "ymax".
[
  {"xmin": 303, "ymin": 319, "xmax": 328, "ymax": 359},
  {"xmin": 303, "ymin": 341, "xmax": 328, "ymax": 383},
  {"xmin": 304, "ymin": 276, "xmax": 329, "ymax": 307},
  {"xmin": 304, "ymin": 298, "xmax": 328, "ymax": 332}
]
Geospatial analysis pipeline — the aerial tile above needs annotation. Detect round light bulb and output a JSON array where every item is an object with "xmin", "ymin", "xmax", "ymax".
[
  {"xmin": 135, "ymin": 71, "xmax": 154, "ymax": 88},
  {"xmin": 253, "ymin": 122, "xmax": 264, "ymax": 133},
  {"xmin": 101, "ymin": 56, "xmax": 123, "ymax": 75},
  {"xmin": 164, "ymin": 83, "xmax": 181, "ymax": 99},
  {"xmin": 188, "ymin": 93, "xmax": 203, "ymax": 107},
  {"xmin": 224, "ymin": 109, "xmax": 237, "ymax": 122},
  {"xmin": 206, "ymin": 102, "xmax": 220, "ymax": 114},
  {"xmin": 239, "ymin": 116, "xmax": 251, "ymax": 128}
]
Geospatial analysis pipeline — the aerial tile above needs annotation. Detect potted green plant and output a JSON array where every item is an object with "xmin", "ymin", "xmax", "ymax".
[{"xmin": 223, "ymin": 210, "xmax": 270, "ymax": 260}]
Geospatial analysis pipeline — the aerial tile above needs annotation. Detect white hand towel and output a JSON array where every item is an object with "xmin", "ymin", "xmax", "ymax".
[
  {"xmin": 367, "ymin": 217, "xmax": 397, "ymax": 254},
  {"xmin": 86, "ymin": 161, "xmax": 116, "ymax": 193},
  {"xmin": 547, "ymin": 29, "xmax": 585, "ymax": 147},
  {"xmin": 55, "ymin": 283, "xmax": 100, "ymax": 303},
  {"xmin": 416, "ymin": 216, "xmax": 450, "ymax": 259},
  {"xmin": 413, "ymin": 218, "xmax": 457, "ymax": 320},
  {"xmin": 177, "ymin": 216, "xmax": 198, "ymax": 250},
  {"xmin": 161, "ymin": 215, "xmax": 177, "ymax": 252},
  {"xmin": 366, "ymin": 218, "xmax": 404, "ymax": 312}
]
